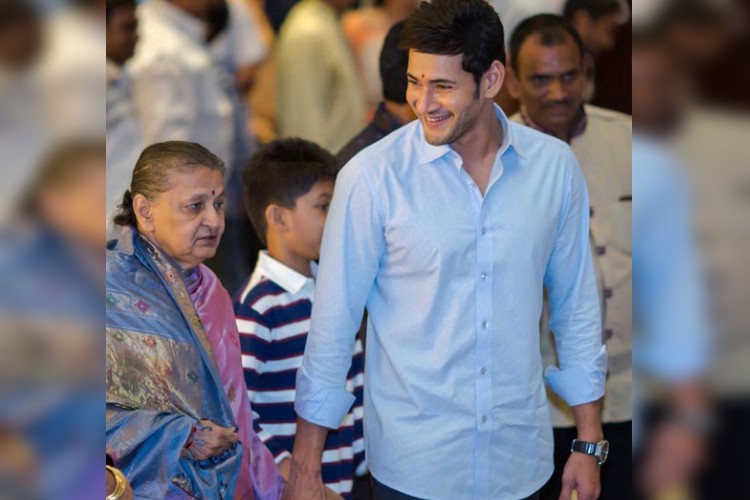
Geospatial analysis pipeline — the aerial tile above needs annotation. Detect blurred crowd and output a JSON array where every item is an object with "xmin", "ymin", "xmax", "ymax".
[{"xmin": 0, "ymin": 0, "xmax": 748, "ymax": 498}]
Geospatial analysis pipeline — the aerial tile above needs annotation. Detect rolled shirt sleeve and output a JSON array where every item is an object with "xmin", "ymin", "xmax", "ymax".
[
  {"xmin": 543, "ymin": 148, "xmax": 608, "ymax": 407},
  {"xmin": 295, "ymin": 159, "xmax": 385, "ymax": 429}
]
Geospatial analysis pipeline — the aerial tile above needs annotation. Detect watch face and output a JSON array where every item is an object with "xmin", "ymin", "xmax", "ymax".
[{"xmin": 597, "ymin": 440, "xmax": 610, "ymax": 463}]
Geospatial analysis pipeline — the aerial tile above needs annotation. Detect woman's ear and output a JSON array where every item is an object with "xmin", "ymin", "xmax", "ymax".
[
  {"xmin": 133, "ymin": 194, "xmax": 154, "ymax": 233},
  {"xmin": 265, "ymin": 204, "xmax": 288, "ymax": 233}
]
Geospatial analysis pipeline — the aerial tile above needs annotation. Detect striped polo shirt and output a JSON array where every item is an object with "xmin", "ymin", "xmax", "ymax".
[{"xmin": 233, "ymin": 251, "xmax": 366, "ymax": 498}]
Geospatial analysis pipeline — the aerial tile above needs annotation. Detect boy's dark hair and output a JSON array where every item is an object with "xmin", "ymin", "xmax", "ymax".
[
  {"xmin": 242, "ymin": 138, "xmax": 337, "ymax": 245},
  {"xmin": 399, "ymin": 0, "xmax": 505, "ymax": 90},
  {"xmin": 380, "ymin": 21, "xmax": 409, "ymax": 104},
  {"xmin": 509, "ymin": 14, "xmax": 585, "ymax": 73},
  {"xmin": 563, "ymin": 0, "xmax": 622, "ymax": 23}
]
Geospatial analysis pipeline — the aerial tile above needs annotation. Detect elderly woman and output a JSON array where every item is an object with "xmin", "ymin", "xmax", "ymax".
[{"xmin": 105, "ymin": 141, "xmax": 284, "ymax": 499}]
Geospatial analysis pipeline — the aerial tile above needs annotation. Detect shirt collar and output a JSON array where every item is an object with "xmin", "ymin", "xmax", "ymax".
[
  {"xmin": 519, "ymin": 105, "xmax": 588, "ymax": 144},
  {"xmin": 415, "ymin": 103, "xmax": 526, "ymax": 167},
  {"xmin": 148, "ymin": 0, "xmax": 206, "ymax": 44},
  {"xmin": 257, "ymin": 250, "xmax": 316, "ymax": 295}
]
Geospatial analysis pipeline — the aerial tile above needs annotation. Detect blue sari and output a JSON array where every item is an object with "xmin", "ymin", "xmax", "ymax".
[{"xmin": 106, "ymin": 228, "xmax": 242, "ymax": 499}]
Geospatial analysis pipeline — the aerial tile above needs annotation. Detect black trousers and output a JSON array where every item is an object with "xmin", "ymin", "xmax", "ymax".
[
  {"xmin": 540, "ymin": 421, "xmax": 632, "ymax": 500},
  {"xmin": 372, "ymin": 476, "xmax": 540, "ymax": 500}
]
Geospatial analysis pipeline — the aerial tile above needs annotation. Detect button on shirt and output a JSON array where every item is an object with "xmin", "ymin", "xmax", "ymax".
[{"xmin": 296, "ymin": 104, "xmax": 607, "ymax": 499}]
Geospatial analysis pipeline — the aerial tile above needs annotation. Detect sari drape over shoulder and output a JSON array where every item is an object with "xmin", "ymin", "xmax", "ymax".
[{"xmin": 106, "ymin": 228, "xmax": 284, "ymax": 499}]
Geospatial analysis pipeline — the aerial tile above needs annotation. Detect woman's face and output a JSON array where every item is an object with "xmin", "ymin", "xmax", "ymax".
[{"xmin": 137, "ymin": 166, "xmax": 225, "ymax": 269}]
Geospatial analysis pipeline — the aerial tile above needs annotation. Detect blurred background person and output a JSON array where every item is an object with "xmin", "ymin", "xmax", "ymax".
[
  {"xmin": 633, "ymin": 2, "xmax": 750, "ymax": 499},
  {"xmin": 337, "ymin": 20, "xmax": 415, "ymax": 167},
  {"xmin": 106, "ymin": 0, "xmax": 142, "ymax": 227},
  {"xmin": 37, "ymin": 0, "xmax": 106, "ymax": 140},
  {"xmin": 506, "ymin": 14, "xmax": 632, "ymax": 500},
  {"xmin": 341, "ymin": 0, "xmax": 418, "ymax": 117},
  {"xmin": 563, "ymin": 0, "xmax": 629, "ymax": 101},
  {"xmin": 127, "ymin": 0, "xmax": 236, "ymax": 169},
  {"xmin": 1, "ymin": 141, "xmax": 105, "ymax": 499},
  {"xmin": 0, "ymin": 0, "xmax": 46, "ymax": 223},
  {"xmin": 275, "ymin": 0, "xmax": 365, "ymax": 152}
]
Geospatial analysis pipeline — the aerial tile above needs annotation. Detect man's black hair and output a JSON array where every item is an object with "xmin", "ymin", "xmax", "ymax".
[{"xmin": 399, "ymin": 0, "xmax": 505, "ymax": 89}]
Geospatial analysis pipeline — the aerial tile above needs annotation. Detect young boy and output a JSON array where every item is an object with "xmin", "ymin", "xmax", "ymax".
[{"xmin": 233, "ymin": 138, "xmax": 366, "ymax": 499}]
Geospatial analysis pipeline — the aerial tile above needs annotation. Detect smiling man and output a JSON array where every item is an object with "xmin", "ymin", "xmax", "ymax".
[{"xmin": 282, "ymin": 1, "xmax": 607, "ymax": 499}]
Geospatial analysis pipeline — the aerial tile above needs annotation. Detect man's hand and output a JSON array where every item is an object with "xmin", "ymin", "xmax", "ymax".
[
  {"xmin": 280, "ymin": 460, "xmax": 328, "ymax": 500},
  {"xmin": 187, "ymin": 420, "xmax": 239, "ymax": 461},
  {"xmin": 559, "ymin": 452, "xmax": 601, "ymax": 500}
]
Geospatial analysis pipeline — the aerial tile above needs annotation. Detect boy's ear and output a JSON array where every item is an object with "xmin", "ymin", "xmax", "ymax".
[{"xmin": 265, "ymin": 204, "xmax": 288, "ymax": 233}]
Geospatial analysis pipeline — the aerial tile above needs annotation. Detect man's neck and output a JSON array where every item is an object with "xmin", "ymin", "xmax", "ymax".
[
  {"xmin": 452, "ymin": 103, "xmax": 503, "ymax": 167},
  {"xmin": 520, "ymin": 106, "xmax": 587, "ymax": 144}
]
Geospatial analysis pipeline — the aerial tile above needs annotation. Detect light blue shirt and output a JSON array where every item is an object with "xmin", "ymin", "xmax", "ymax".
[{"xmin": 296, "ymin": 105, "xmax": 607, "ymax": 499}]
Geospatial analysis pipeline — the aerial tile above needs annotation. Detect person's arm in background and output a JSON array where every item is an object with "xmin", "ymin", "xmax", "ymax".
[
  {"xmin": 543, "ymin": 148, "xmax": 608, "ymax": 500},
  {"xmin": 282, "ymin": 160, "xmax": 385, "ymax": 500}
]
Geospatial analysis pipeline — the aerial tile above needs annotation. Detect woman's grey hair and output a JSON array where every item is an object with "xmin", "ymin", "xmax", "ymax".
[{"xmin": 113, "ymin": 141, "xmax": 225, "ymax": 227}]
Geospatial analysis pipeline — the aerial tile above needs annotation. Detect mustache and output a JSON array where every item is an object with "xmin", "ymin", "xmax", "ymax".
[{"xmin": 542, "ymin": 100, "xmax": 574, "ymax": 108}]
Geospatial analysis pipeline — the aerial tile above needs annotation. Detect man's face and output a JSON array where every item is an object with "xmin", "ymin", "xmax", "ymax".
[
  {"xmin": 511, "ymin": 35, "xmax": 586, "ymax": 133},
  {"xmin": 578, "ymin": 12, "xmax": 621, "ymax": 57},
  {"xmin": 281, "ymin": 180, "xmax": 334, "ymax": 262},
  {"xmin": 106, "ymin": 5, "xmax": 137, "ymax": 65},
  {"xmin": 406, "ymin": 51, "xmax": 485, "ymax": 146},
  {"xmin": 139, "ymin": 167, "xmax": 226, "ymax": 270}
]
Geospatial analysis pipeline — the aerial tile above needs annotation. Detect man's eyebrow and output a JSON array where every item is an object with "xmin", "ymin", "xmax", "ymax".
[{"xmin": 406, "ymin": 73, "xmax": 457, "ymax": 85}]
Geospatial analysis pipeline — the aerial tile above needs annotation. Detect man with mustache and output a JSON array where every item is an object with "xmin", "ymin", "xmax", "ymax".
[
  {"xmin": 506, "ymin": 14, "xmax": 632, "ymax": 500},
  {"xmin": 283, "ymin": 1, "xmax": 608, "ymax": 499}
]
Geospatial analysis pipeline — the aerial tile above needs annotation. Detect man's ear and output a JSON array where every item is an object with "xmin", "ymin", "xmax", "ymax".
[
  {"xmin": 265, "ymin": 204, "xmax": 288, "ymax": 233},
  {"xmin": 483, "ymin": 60, "xmax": 506, "ymax": 99},
  {"xmin": 505, "ymin": 65, "xmax": 522, "ymax": 100},
  {"xmin": 133, "ymin": 194, "xmax": 155, "ymax": 233}
]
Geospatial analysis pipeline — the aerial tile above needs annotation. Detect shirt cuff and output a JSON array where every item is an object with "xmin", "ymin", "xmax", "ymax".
[
  {"xmin": 544, "ymin": 345, "xmax": 608, "ymax": 406},
  {"xmin": 294, "ymin": 364, "xmax": 356, "ymax": 430}
]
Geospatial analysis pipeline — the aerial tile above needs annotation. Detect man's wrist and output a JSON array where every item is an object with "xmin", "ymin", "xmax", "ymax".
[
  {"xmin": 576, "ymin": 430, "xmax": 604, "ymax": 442},
  {"xmin": 290, "ymin": 454, "xmax": 322, "ymax": 476}
]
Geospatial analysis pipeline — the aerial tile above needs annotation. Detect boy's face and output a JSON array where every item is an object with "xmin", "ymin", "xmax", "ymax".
[{"xmin": 283, "ymin": 180, "xmax": 334, "ymax": 262}]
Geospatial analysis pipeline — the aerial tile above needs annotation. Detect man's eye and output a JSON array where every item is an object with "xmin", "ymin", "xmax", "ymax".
[
  {"xmin": 532, "ymin": 76, "xmax": 549, "ymax": 85},
  {"xmin": 435, "ymin": 85, "xmax": 451, "ymax": 91}
]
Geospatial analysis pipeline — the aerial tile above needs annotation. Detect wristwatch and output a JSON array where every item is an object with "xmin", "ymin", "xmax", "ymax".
[{"xmin": 570, "ymin": 439, "xmax": 609, "ymax": 465}]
